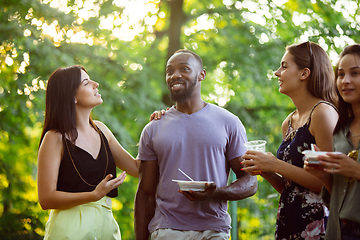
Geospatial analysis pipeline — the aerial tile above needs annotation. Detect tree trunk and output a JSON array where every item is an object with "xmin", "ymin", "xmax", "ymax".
[
  {"xmin": 162, "ymin": 0, "xmax": 186, "ymax": 106},
  {"xmin": 167, "ymin": 0, "xmax": 185, "ymax": 59}
]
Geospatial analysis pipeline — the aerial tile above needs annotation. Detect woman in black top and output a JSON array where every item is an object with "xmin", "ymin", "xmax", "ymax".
[
  {"xmin": 37, "ymin": 65, "xmax": 139, "ymax": 239},
  {"xmin": 242, "ymin": 42, "xmax": 338, "ymax": 239}
]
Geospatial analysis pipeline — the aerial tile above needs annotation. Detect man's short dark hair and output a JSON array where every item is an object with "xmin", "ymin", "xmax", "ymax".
[{"xmin": 173, "ymin": 49, "xmax": 203, "ymax": 69}]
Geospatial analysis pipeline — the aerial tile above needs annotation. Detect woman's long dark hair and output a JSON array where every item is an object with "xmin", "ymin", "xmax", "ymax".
[
  {"xmin": 286, "ymin": 41, "xmax": 338, "ymax": 106},
  {"xmin": 39, "ymin": 65, "xmax": 95, "ymax": 146},
  {"xmin": 334, "ymin": 44, "xmax": 360, "ymax": 134}
]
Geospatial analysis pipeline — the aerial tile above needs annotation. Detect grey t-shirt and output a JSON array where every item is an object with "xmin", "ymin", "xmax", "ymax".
[{"xmin": 137, "ymin": 103, "xmax": 247, "ymax": 233}]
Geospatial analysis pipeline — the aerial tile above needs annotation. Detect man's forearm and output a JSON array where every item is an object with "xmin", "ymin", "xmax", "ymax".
[
  {"xmin": 134, "ymin": 190, "xmax": 156, "ymax": 240},
  {"xmin": 212, "ymin": 174, "xmax": 257, "ymax": 201}
]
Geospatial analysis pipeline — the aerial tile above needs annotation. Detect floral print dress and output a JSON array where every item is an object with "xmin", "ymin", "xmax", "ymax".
[{"xmin": 275, "ymin": 101, "xmax": 331, "ymax": 240}]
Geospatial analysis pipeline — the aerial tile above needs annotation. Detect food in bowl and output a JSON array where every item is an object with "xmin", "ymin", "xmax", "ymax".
[{"xmin": 172, "ymin": 180, "xmax": 214, "ymax": 191}]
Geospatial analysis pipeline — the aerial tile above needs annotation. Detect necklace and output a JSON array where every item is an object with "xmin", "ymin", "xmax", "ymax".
[
  {"xmin": 351, "ymin": 132, "xmax": 360, "ymax": 138},
  {"xmin": 64, "ymin": 128, "xmax": 109, "ymax": 187},
  {"xmin": 350, "ymin": 128, "xmax": 360, "ymax": 138}
]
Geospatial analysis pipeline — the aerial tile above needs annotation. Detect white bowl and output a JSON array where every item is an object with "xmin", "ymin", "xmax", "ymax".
[
  {"xmin": 302, "ymin": 150, "xmax": 337, "ymax": 164},
  {"xmin": 172, "ymin": 180, "xmax": 214, "ymax": 191},
  {"xmin": 302, "ymin": 150, "xmax": 343, "ymax": 164},
  {"xmin": 302, "ymin": 150, "xmax": 329, "ymax": 164}
]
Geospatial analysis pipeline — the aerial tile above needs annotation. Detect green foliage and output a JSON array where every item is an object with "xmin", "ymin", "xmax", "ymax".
[{"xmin": 1, "ymin": 0, "xmax": 360, "ymax": 239}]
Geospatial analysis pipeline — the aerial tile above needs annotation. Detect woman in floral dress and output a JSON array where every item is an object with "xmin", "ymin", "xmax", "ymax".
[{"xmin": 242, "ymin": 42, "xmax": 338, "ymax": 239}]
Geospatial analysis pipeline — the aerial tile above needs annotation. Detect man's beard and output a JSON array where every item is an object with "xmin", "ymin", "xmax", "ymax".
[{"xmin": 169, "ymin": 79, "xmax": 197, "ymax": 103}]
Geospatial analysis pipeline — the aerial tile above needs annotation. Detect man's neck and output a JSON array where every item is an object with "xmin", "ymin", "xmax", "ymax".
[{"xmin": 175, "ymin": 99, "xmax": 207, "ymax": 115}]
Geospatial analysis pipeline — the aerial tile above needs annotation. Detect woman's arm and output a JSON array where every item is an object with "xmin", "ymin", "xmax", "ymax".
[
  {"xmin": 242, "ymin": 149, "xmax": 326, "ymax": 193},
  {"xmin": 309, "ymin": 103, "xmax": 338, "ymax": 152},
  {"xmin": 37, "ymin": 130, "xmax": 126, "ymax": 210},
  {"xmin": 275, "ymin": 105, "xmax": 338, "ymax": 192},
  {"xmin": 241, "ymin": 117, "xmax": 291, "ymax": 194},
  {"xmin": 243, "ymin": 106, "xmax": 338, "ymax": 193},
  {"xmin": 281, "ymin": 104, "xmax": 338, "ymax": 191},
  {"xmin": 260, "ymin": 171, "xmax": 286, "ymax": 194},
  {"xmin": 95, "ymin": 121, "xmax": 140, "ymax": 178},
  {"xmin": 304, "ymin": 158, "xmax": 333, "ymax": 192}
]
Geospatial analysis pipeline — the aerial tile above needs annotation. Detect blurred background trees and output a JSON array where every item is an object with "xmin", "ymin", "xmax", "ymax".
[{"xmin": 1, "ymin": 0, "xmax": 360, "ymax": 239}]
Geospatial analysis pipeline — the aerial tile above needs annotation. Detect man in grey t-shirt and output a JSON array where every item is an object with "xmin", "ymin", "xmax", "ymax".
[{"xmin": 134, "ymin": 49, "xmax": 257, "ymax": 240}]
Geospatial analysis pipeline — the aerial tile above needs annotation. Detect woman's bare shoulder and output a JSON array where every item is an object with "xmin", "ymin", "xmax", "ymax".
[
  {"xmin": 42, "ymin": 130, "xmax": 63, "ymax": 144},
  {"xmin": 311, "ymin": 102, "xmax": 338, "ymax": 121}
]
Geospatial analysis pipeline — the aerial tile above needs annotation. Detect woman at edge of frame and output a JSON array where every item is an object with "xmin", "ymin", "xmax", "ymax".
[{"xmin": 37, "ymin": 65, "xmax": 139, "ymax": 239}]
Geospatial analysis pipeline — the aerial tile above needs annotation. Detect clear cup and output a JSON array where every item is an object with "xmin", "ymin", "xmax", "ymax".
[
  {"xmin": 245, "ymin": 140, "xmax": 267, "ymax": 153},
  {"xmin": 244, "ymin": 140, "xmax": 267, "ymax": 174}
]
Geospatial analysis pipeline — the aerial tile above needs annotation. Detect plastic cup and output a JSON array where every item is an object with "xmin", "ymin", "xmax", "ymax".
[
  {"xmin": 244, "ymin": 140, "xmax": 267, "ymax": 174},
  {"xmin": 245, "ymin": 140, "xmax": 267, "ymax": 153}
]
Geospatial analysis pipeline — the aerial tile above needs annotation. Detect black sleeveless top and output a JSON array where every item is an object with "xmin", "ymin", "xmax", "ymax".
[
  {"xmin": 275, "ymin": 101, "xmax": 336, "ymax": 239},
  {"xmin": 57, "ymin": 128, "xmax": 118, "ymax": 198}
]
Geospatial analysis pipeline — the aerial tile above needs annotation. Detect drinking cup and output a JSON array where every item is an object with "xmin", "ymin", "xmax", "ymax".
[{"xmin": 244, "ymin": 140, "xmax": 267, "ymax": 174}]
